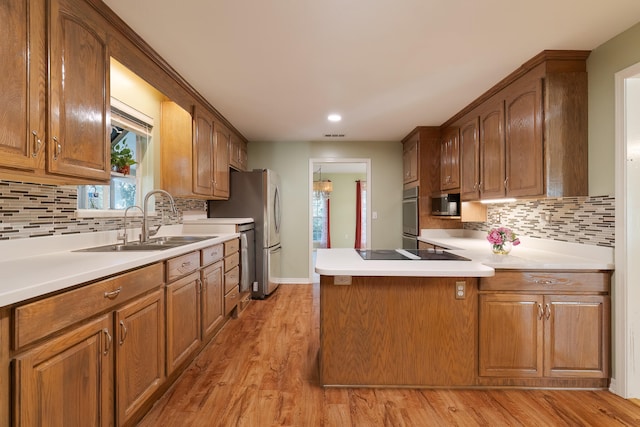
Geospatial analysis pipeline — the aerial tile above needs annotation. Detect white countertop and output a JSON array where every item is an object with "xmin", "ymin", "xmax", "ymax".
[
  {"xmin": 419, "ymin": 229, "xmax": 615, "ymax": 270},
  {"xmin": 315, "ymin": 248, "xmax": 494, "ymax": 277},
  {"xmin": 315, "ymin": 230, "xmax": 614, "ymax": 278},
  {"xmin": 0, "ymin": 225, "xmax": 238, "ymax": 307}
]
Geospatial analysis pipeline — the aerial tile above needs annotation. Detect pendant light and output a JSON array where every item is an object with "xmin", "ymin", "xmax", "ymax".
[{"xmin": 313, "ymin": 166, "xmax": 333, "ymax": 192}]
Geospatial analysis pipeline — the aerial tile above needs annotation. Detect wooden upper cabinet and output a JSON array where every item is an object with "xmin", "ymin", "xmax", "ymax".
[
  {"xmin": 440, "ymin": 127, "xmax": 460, "ymax": 192},
  {"xmin": 229, "ymin": 133, "xmax": 248, "ymax": 171},
  {"xmin": 47, "ymin": 0, "xmax": 110, "ymax": 181},
  {"xmin": 402, "ymin": 134, "xmax": 419, "ymax": 186},
  {"xmin": 504, "ymin": 76, "xmax": 544, "ymax": 198},
  {"xmin": 448, "ymin": 51, "xmax": 589, "ymax": 201},
  {"xmin": 0, "ymin": 0, "xmax": 110, "ymax": 183},
  {"xmin": 160, "ymin": 101, "xmax": 194, "ymax": 197},
  {"xmin": 193, "ymin": 106, "xmax": 215, "ymax": 197},
  {"xmin": 0, "ymin": 0, "xmax": 45, "ymax": 172},
  {"xmin": 479, "ymin": 99, "xmax": 506, "ymax": 199},
  {"xmin": 460, "ymin": 117, "xmax": 480, "ymax": 201},
  {"xmin": 213, "ymin": 123, "xmax": 230, "ymax": 198}
]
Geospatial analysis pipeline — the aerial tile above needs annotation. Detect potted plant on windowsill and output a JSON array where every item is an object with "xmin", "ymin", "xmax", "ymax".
[{"xmin": 111, "ymin": 142, "xmax": 136, "ymax": 175}]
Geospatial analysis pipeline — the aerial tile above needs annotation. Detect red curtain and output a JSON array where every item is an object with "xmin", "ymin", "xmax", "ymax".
[
  {"xmin": 354, "ymin": 180, "xmax": 362, "ymax": 249},
  {"xmin": 326, "ymin": 198, "xmax": 331, "ymax": 248}
]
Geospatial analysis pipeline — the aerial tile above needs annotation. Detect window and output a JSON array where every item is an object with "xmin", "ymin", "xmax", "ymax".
[{"xmin": 78, "ymin": 98, "xmax": 153, "ymax": 212}]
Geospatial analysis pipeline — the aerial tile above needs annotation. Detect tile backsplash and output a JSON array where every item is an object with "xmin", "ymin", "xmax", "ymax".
[
  {"xmin": 0, "ymin": 180, "xmax": 617, "ymax": 247},
  {"xmin": 464, "ymin": 195, "xmax": 615, "ymax": 248},
  {"xmin": 0, "ymin": 180, "xmax": 207, "ymax": 240}
]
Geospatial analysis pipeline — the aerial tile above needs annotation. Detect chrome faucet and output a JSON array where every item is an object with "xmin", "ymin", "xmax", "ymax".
[
  {"xmin": 118, "ymin": 205, "xmax": 143, "ymax": 244},
  {"xmin": 141, "ymin": 189, "xmax": 178, "ymax": 243}
]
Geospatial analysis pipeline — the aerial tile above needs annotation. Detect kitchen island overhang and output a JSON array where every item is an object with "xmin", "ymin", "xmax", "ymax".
[{"xmin": 315, "ymin": 248, "xmax": 492, "ymax": 388}]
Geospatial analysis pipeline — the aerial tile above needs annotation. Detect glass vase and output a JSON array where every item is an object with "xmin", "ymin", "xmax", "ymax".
[{"xmin": 492, "ymin": 241, "xmax": 512, "ymax": 255}]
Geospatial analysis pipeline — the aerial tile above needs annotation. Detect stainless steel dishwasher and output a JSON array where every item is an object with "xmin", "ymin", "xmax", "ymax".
[{"xmin": 236, "ymin": 222, "xmax": 256, "ymax": 293}]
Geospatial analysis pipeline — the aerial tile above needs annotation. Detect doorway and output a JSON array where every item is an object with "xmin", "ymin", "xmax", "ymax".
[
  {"xmin": 309, "ymin": 158, "xmax": 371, "ymax": 282},
  {"xmin": 614, "ymin": 62, "xmax": 640, "ymax": 397}
]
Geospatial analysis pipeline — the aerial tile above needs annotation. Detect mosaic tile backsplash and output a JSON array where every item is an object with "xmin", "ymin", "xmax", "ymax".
[
  {"xmin": 0, "ymin": 180, "xmax": 207, "ymax": 240},
  {"xmin": 464, "ymin": 195, "xmax": 615, "ymax": 248},
  {"xmin": 0, "ymin": 180, "xmax": 616, "ymax": 247}
]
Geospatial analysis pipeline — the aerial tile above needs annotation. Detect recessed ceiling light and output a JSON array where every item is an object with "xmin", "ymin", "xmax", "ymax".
[{"xmin": 327, "ymin": 113, "xmax": 342, "ymax": 122}]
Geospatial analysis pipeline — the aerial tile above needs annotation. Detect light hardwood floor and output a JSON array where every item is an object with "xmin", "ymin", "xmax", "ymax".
[{"xmin": 139, "ymin": 284, "xmax": 640, "ymax": 426}]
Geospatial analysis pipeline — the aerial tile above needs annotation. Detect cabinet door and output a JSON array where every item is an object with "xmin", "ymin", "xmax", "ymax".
[
  {"xmin": 115, "ymin": 289, "xmax": 165, "ymax": 426},
  {"xmin": 192, "ymin": 106, "xmax": 215, "ymax": 196},
  {"xmin": 440, "ymin": 127, "xmax": 460, "ymax": 191},
  {"xmin": 479, "ymin": 101, "xmax": 506, "ymax": 199},
  {"xmin": 201, "ymin": 260, "xmax": 224, "ymax": 339},
  {"xmin": 402, "ymin": 136, "xmax": 419, "ymax": 185},
  {"xmin": 213, "ymin": 123, "xmax": 230, "ymax": 198},
  {"xmin": 479, "ymin": 294, "xmax": 543, "ymax": 377},
  {"xmin": 0, "ymin": 0, "xmax": 46, "ymax": 171},
  {"xmin": 166, "ymin": 272, "xmax": 202, "ymax": 375},
  {"xmin": 504, "ymin": 76, "xmax": 544, "ymax": 197},
  {"xmin": 459, "ymin": 117, "xmax": 480, "ymax": 201},
  {"xmin": 47, "ymin": 0, "xmax": 110, "ymax": 181},
  {"xmin": 14, "ymin": 314, "xmax": 113, "ymax": 426},
  {"xmin": 160, "ymin": 101, "xmax": 194, "ymax": 197},
  {"xmin": 544, "ymin": 295, "xmax": 610, "ymax": 378}
]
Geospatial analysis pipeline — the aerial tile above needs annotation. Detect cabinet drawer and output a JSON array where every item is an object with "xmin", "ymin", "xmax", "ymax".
[
  {"xmin": 14, "ymin": 263, "xmax": 164, "ymax": 350},
  {"xmin": 166, "ymin": 251, "xmax": 200, "ymax": 282},
  {"xmin": 224, "ymin": 265, "xmax": 240, "ymax": 294},
  {"xmin": 480, "ymin": 271, "xmax": 611, "ymax": 293},
  {"xmin": 201, "ymin": 244, "xmax": 224, "ymax": 266},
  {"xmin": 224, "ymin": 252, "xmax": 240, "ymax": 272},
  {"xmin": 224, "ymin": 238, "xmax": 240, "ymax": 256},
  {"xmin": 224, "ymin": 286, "xmax": 239, "ymax": 316}
]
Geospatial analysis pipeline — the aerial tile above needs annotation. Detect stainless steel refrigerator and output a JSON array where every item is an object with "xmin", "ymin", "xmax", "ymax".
[{"xmin": 208, "ymin": 169, "xmax": 282, "ymax": 299}]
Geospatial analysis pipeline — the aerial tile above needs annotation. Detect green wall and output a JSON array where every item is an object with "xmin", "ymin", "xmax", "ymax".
[
  {"xmin": 588, "ymin": 21, "xmax": 640, "ymax": 196},
  {"xmin": 249, "ymin": 140, "xmax": 402, "ymax": 281}
]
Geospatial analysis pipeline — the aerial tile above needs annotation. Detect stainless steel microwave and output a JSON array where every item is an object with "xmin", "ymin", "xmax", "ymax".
[{"xmin": 431, "ymin": 194, "xmax": 460, "ymax": 216}]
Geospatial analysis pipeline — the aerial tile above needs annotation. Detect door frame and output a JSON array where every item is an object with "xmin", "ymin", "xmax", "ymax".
[
  {"xmin": 613, "ymin": 61, "xmax": 640, "ymax": 398},
  {"xmin": 309, "ymin": 158, "xmax": 371, "ymax": 281}
]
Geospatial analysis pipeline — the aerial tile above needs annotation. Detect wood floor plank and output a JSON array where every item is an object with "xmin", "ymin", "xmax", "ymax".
[{"xmin": 138, "ymin": 284, "xmax": 640, "ymax": 426}]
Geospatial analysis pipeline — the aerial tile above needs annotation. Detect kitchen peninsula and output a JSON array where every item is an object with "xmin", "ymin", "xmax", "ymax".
[{"xmin": 315, "ymin": 234, "xmax": 613, "ymax": 389}]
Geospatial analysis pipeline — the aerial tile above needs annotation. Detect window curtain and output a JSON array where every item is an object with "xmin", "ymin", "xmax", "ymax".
[{"xmin": 354, "ymin": 180, "xmax": 362, "ymax": 249}]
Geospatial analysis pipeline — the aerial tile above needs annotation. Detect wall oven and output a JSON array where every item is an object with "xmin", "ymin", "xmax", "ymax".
[{"xmin": 402, "ymin": 187, "xmax": 419, "ymax": 249}]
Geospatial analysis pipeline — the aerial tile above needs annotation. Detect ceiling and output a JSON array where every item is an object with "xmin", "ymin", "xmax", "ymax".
[{"xmin": 102, "ymin": 0, "xmax": 640, "ymax": 143}]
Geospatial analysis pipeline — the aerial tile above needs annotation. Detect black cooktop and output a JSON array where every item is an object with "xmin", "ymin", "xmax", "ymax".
[{"xmin": 357, "ymin": 249, "xmax": 470, "ymax": 261}]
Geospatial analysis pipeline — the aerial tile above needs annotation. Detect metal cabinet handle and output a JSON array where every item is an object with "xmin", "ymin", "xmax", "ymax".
[
  {"xmin": 533, "ymin": 279, "xmax": 554, "ymax": 285},
  {"xmin": 181, "ymin": 261, "xmax": 191, "ymax": 268},
  {"xmin": 119, "ymin": 320, "xmax": 128, "ymax": 345},
  {"xmin": 545, "ymin": 303, "xmax": 551, "ymax": 320},
  {"xmin": 504, "ymin": 177, "xmax": 509, "ymax": 189},
  {"xmin": 104, "ymin": 287, "xmax": 122, "ymax": 299},
  {"xmin": 197, "ymin": 278, "xmax": 203, "ymax": 293},
  {"xmin": 31, "ymin": 131, "xmax": 42, "ymax": 157},
  {"xmin": 537, "ymin": 303, "xmax": 544, "ymax": 320},
  {"xmin": 103, "ymin": 328, "xmax": 112, "ymax": 355},
  {"xmin": 53, "ymin": 136, "xmax": 61, "ymax": 160}
]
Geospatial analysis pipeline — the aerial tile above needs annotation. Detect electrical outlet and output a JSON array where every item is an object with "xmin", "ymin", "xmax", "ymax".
[
  {"xmin": 455, "ymin": 281, "xmax": 466, "ymax": 299},
  {"xmin": 334, "ymin": 275, "xmax": 352, "ymax": 285}
]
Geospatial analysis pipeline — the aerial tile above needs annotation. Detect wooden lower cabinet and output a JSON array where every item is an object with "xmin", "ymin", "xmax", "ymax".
[
  {"xmin": 165, "ymin": 271, "xmax": 201, "ymax": 375},
  {"xmin": 14, "ymin": 314, "xmax": 114, "ymax": 426},
  {"xmin": 201, "ymin": 260, "xmax": 224, "ymax": 339},
  {"xmin": 115, "ymin": 289, "xmax": 165, "ymax": 426},
  {"xmin": 478, "ymin": 271, "xmax": 610, "ymax": 387}
]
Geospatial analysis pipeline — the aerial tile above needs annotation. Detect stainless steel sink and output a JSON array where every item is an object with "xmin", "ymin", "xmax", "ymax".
[{"xmin": 74, "ymin": 235, "xmax": 217, "ymax": 252}]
